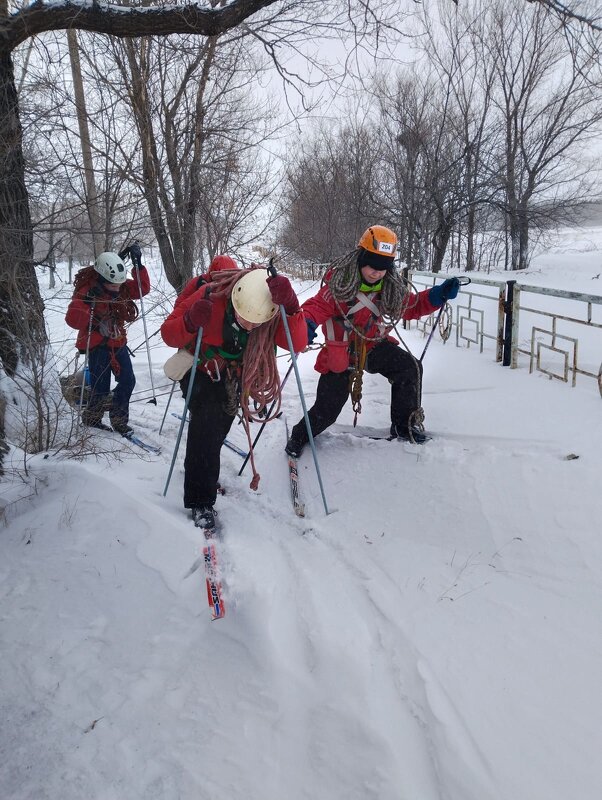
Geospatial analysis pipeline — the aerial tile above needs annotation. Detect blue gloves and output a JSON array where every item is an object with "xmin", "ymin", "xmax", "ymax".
[
  {"xmin": 429, "ymin": 277, "xmax": 461, "ymax": 307},
  {"xmin": 306, "ymin": 319, "xmax": 319, "ymax": 344}
]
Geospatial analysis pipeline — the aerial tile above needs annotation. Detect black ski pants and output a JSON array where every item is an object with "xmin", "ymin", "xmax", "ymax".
[
  {"xmin": 290, "ymin": 340, "xmax": 422, "ymax": 444},
  {"xmin": 179, "ymin": 370, "xmax": 236, "ymax": 509}
]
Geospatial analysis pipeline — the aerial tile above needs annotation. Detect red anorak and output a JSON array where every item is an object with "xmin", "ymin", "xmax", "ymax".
[
  {"xmin": 161, "ymin": 279, "xmax": 307, "ymax": 368},
  {"xmin": 304, "ymin": 268, "xmax": 438, "ymax": 374},
  {"xmin": 65, "ymin": 266, "xmax": 150, "ymax": 351}
]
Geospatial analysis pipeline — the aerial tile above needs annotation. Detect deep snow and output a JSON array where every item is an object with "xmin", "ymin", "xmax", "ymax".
[{"xmin": 1, "ymin": 231, "xmax": 601, "ymax": 800}]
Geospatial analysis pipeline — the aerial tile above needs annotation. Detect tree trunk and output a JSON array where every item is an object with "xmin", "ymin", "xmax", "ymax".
[
  {"xmin": 0, "ymin": 48, "xmax": 46, "ymax": 376},
  {"xmin": 431, "ymin": 216, "xmax": 453, "ymax": 274},
  {"xmin": 121, "ymin": 39, "xmax": 184, "ymax": 290},
  {"xmin": 67, "ymin": 30, "xmax": 103, "ymax": 256},
  {"xmin": 465, "ymin": 205, "xmax": 475, "ymax": 272},
  {"xmin": 0, "ymin": 47, "xmax": 46, "ymax": 473},
  {"xmin": 517, "ymin": 206, "xmax": 529, "ymax": 270}
]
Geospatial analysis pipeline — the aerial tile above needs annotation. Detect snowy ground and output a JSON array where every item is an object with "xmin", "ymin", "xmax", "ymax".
[{"xmin": 1, "ymin": 234, "xmax": 602, "ymax": 800}]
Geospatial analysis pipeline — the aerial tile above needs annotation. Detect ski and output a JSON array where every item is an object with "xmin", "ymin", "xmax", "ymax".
[
  {"xmin": 171, "ymin": 413, "xmax": 248, "ymax": 458},
  {"xmin": 330, "ymin": 424, "xmax": 432, "ymax": 444},
  {"xmin": 287, "ymin": 453, "xmax": 305, "ymax": 517},
  {"xmin": 284, "ymin": 416, "xmax": 305, "ymax": 517},
  {"xmin": 122, "ymin": 432, "xmax": 162, "ymax": 454},
  {"xmin": 202, "ymin": 529, "xmax": 226, "ymax": 620},
  {"xmin": 366, "ymin": 434, "xmax": 433, "ymax": 444}
]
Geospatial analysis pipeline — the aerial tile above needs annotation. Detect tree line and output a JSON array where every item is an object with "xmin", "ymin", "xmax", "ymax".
[{"xmin": 279, "ymin": 0, "xmax": 602, "ymax": 275}]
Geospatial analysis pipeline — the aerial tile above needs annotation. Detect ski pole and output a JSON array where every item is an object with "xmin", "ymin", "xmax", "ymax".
[
  {"xmin": 77, "ymin": 299, "xmax": 96, "ymax": 416},
  {"xmin": 130, "ymin": 244, "xmax": 157, "ymax": 404},
  {"xmin": 170, "ymin": 413, "xmax": 248, "ymax": 459},
  {"xmin": 268, "ymin": 259, "xmax": 330, "ymax": 515},
  {"xmin": 419, "ymin": 276, "xmax": 471, "ymax": 363},
  {"xmin": 159, "ymin": 380, "xmax": 177, "ymax": 435},
  {"xmin": 163, "ymin": 326, "xmax": 203, "ymax": 497},
  {"xmin": 238, "ymin": 361, "xmax": 294, "ymax": 477}
]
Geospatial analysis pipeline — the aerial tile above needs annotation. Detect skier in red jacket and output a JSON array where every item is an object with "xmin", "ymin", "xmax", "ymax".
[
  {"xmin": 285, "ymin": 225, "xmax": 461, "ymax": 455},
  {"xmin": 161, "ymin": 263, "xmax": 306, "ymax": 529},
  {"xmin": 65, "ymin": 249, "xmax": 151, "ymax": 434}
]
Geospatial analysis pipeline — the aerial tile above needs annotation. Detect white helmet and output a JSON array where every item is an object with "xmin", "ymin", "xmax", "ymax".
[
  {"xmin": 231, "ymin": 268, "xmax": 278, "ymax": 325},
  {"xmin": 95, "ymin": 252, "xmax": 127, "ymax": 284}
]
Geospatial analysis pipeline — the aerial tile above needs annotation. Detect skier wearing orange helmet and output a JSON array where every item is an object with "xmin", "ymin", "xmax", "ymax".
[{"xmin": 285, "ymin": 225, "xmax": 461, "ymax": 454}]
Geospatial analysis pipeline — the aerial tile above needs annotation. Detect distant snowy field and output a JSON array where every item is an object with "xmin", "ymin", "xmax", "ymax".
[{"xmin": 1, "ymin": 228, "xmax": 601, "ymax": 800}]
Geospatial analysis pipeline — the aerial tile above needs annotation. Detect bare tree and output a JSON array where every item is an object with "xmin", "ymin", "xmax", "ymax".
[
  {"xmin": 526, "ymin": 0, "xmax": 602, "ymax": 32},
  {"xmin": 422, "ymin": 3, "xmax": 499, "ymax": 271},
  {"xmin": 0, "ymin": 0, "xmax": 408, "ymax": 470},
  {"xmin": 482, "ymin": 0, "xmax": 602, "ymax": 269},
  {"xmin": 278, "ymin": 121, "xmax": 378, "ymax": 263},
  {"xmin": 106, "ymin": 30, "xmax": 280, "ymax": 289},
  {"xmin": 67, "ymin": 29, "xmax": 103, "ymax": 255}
]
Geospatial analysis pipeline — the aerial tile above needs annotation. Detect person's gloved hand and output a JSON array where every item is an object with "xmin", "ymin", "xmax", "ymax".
[
  {"xmin": 129, "ymin": 242, "xmax": 142, "ymax": 268},
  {"xmin": 429, "ymin": 277, "xmax": 461, "ymax": 307},
  {"xmin": 306, "ymin": 319, "xmax": 319, "ymax": 344},
  {"xmin": 184, "ymin": 298, "xmax": 213, "ymax": 333},
  {"xmin": 267, "ymin": 275, "xmax": 300, "ymax": 315}
]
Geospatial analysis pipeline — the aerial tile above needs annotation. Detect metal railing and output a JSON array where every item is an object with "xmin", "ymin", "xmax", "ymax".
[
  {"xmin": 407, "ymin": 270, "xmax": 602, "ymax": 398},
  {"xmin": 509, "ymin": 282, "xmax": 602, "ymax": 391},
  {"xmin": 408, "ymin": 271, "xmax": 507, "ymax": 361}
]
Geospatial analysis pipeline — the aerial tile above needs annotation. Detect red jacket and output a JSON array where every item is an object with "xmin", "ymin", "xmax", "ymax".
[
  {"xmin": 303, "ymin": 269, "xmax": 439, "ymax": 373},
  {"xmin": 161, "ymin": 278, "xmax": 307, "ymax": 368},
  {"xmin": 65, "ymin": 266, "xmax": 151, "ymax": 351}
]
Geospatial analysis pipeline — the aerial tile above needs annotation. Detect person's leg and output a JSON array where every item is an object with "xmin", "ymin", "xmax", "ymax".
[
  {"xmin": 81, "ymin": 346, "xmax": 112, "ymax": 428},
  {"xmin": 110, "ymin": 347, "xmax": 136, "ymax": 433},
  {"xmin": 180, "ymin": 371, "xmax": 235, "ymax": 510},
  {"xmin": 287, "ymin": 371, "xmax": 350, "ymax": 456},
  {"xmin": 366, "ymin": 341, "xmax": 424, "ymax": 439}
]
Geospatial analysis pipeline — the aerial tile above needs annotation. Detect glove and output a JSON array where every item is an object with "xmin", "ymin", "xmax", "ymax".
[
  {"xmin": 183, "ymin": 298, "xmax": 213, "ymax": 333},
  {"xmin": 266, "ymin": 275, "xmax": 299, "ymax": 315},
  {"xmin": 129, "ymin": 242, "xmax": 142, "ymax": 268},
  {"xmin": 306, "ymin": 319, "xmax": 319, "ymax": 344},
  {"xmin": 428, "ymin": 277, "xmax": 461, "ymax": 307}
]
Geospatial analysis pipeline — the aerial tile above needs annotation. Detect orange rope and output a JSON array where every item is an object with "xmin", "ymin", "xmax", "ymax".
[{"xmin": 205, "ymin": 266, "xmax": 284, "ymax": 490}]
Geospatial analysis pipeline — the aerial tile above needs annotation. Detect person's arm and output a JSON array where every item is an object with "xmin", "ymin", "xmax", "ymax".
[
  {"xmin": 266, "ymin": 274, "xmax": 308, "ymax": 352},
  {"xmin": 401, "ymin": 288, "xmax": 439, "ymax": 322},
  {"xmin": 128, "ymin": 265, "xmax": 151, "ymax": 298},
  {"xmin": 403, "ymin": 277, "xmax": 461, "ymax": 321},
  {"xmin": 65, "ymin": 292, "xmax": 92, "ymax": 331},
  {"xmin": 161, "ymin": 283, "xmax": 211, "ymax": 348}
]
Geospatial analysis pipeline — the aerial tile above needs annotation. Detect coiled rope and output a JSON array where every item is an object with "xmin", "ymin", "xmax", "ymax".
[
  {"xmin": 205, "ymin": 266, "xmax": 283, "ymax": 489},
  {"xmin": 325, "ymin": 250, "xmax": 426, "ymax": 436}
]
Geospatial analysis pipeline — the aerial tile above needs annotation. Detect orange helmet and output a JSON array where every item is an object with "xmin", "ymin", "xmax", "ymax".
[{"xmin": 358, "ymin": 225, "xmax": 397, "ymax": 256}]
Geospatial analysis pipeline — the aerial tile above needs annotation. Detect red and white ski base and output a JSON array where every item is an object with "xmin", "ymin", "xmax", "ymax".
[
  {"xmin": 287, "ymin": 454, "xmax": 305, "ymax": 517},
  {"xmin": 203, "ymin": 536, "xmax": 225, "ymax": 620}
]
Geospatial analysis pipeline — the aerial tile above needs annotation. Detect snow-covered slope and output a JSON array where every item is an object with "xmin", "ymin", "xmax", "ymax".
[{"xmin": 1, "ymin": 241, "xmax": 601, "ymax": 800}]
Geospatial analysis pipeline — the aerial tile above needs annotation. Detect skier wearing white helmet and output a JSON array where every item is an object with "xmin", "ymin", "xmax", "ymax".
[{"xmin": 65, "ymin": 246, "xmax": 150, "ymax": 434}]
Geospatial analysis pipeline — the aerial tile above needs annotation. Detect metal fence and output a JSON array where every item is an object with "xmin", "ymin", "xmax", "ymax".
[{"xmin": 407, "ymin": 270, "xmax": 602, "ymax": 398}]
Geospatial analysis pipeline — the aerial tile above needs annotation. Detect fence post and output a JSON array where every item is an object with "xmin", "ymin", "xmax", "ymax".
[
  {"xmin": 503, "ymin": 280, "xmax": 517, "ymax": 366},
  {"xmin": 511, "ymin": 283, "xmax": 521, "ymax": 368}
]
